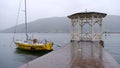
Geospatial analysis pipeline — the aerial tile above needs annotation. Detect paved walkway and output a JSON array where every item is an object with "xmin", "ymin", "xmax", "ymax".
[{"xmin": 19, "ymin": 41, "xmax": 120, "ymax": 68}]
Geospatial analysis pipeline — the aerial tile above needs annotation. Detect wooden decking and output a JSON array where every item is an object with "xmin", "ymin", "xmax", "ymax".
[{"xmin": 19, "ymin": 41, "xmax": 120, "ymax": 68}]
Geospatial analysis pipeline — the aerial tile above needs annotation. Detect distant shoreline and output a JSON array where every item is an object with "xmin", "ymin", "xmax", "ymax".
[
  {"xmin": 103, "ymin": 32, "xmax": 120, "ymax": 34},
  {"xmin": 0, "ymin": 32, "xmax": 120, "ymax": 34}
]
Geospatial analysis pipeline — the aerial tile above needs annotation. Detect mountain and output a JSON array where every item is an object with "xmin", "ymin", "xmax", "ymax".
[
  {"xmin": 0, "ymin": 17, "xmax": 70, "ymax": 33},
  {"xmin": 103, "ymin": 15, "xmax": 120, "ymax": 32},
  {"xmin": 0, "ymin": 15, "xmax": 120, "ymax": 33}
]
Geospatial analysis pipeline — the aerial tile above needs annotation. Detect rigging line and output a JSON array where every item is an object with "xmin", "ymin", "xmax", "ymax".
[{"xmin": 9, "ymin": 0, "xmax": 22, "ymax": 47}]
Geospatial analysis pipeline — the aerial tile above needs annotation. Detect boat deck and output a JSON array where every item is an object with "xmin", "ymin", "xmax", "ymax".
[{"xmin": 19, "ymin": 41, "xmax": 120, "ymax": 68}]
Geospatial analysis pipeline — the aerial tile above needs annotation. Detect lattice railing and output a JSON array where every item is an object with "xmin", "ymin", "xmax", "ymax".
[{"xmin": 72, "ymin": 33, "xmax": 102, "ymax": 41}]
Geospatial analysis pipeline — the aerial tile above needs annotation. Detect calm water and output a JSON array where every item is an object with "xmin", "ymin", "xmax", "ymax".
[
  {"xmin": 104, "ymin": 34, "xmax": 120, "ymax": 64},
  {"xmin": 0, "ymin": 33, "xmax": 120, "ymax": 68}
]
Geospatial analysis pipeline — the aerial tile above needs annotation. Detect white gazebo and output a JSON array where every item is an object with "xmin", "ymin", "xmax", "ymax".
[{"xmin": 68, "ymin": 12, "xmax": 107, "ymax": 41}]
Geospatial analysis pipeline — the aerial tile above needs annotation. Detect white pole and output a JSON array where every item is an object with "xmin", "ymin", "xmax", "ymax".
[
  {"xmin": 100, "ymin": 18, "xmax": 103, "ymax": 40},
  {"xmin": 71, "ymin": 19, "xmax": 74, "ymax": 41},
  {"xmin": 25, "ymin": 0, "xmax": 28, "ymax": 41},
  {"xmin": 78, "ymin": 17, "xmax": 81, "ymax": 41},
  {"xmin": 91, "ymin": 15, "xmax": 94, "ymax": 41}
]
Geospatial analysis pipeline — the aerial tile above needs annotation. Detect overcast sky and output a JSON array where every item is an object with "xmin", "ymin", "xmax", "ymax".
[{"xmin": 0, "ymin": 0, "xmax": 120, "ymax": 30}]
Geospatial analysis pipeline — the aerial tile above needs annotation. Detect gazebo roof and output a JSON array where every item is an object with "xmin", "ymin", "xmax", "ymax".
[{"xmin": 68, "ymin": 12, "xmax": 107, "ymax": 19}]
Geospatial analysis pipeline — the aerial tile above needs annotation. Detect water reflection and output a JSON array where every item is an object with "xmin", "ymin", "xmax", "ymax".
[
  {"xmin": 15, "ymin": 48, "xmax": 52, "ymax": 56},
  {"xmin": 70, "ymin": 41, "xmax": 103, "ymax": 68},
  {"xmin": 14, "ymin": 48, "xmax": 52, "ymax": 62}
]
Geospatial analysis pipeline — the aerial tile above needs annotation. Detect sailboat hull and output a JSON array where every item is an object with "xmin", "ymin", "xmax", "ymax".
[{"xmin": 15, "ymin": 42, "xmax": 53, "ymax": 51}]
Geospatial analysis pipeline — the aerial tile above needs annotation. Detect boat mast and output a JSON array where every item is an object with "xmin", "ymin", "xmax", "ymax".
[{"xmin": 24, "ymin": 0, "xmax": 28, "ymax": 41}]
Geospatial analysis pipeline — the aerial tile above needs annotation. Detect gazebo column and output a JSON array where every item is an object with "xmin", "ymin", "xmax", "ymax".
[
  {"xmin": 71, "ymin": 19, "xmax": 74, "ymax": 41},
  {"xmin": 81, "ymin": 20, "xmax": 83, "ymax": 41},
  {"xmin": 100, "ymin": 18, "xmax": 103, "ymax": 40},
  {"xmin": 78, "ymin": 17, "xmax": 81, "ymax": 41},
  {"xmin": 91, "ymin": 16, "xmax": 94, "ymax": 41}
]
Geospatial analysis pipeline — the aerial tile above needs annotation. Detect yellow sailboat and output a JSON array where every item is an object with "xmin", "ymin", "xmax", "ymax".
[
  {"xmin": 14, "ymin": 0, "xmax": 53, "ymax": 51},
  {"xmin": 15, "ymin": 39, "xmax": 53, "ymax": 51}
]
